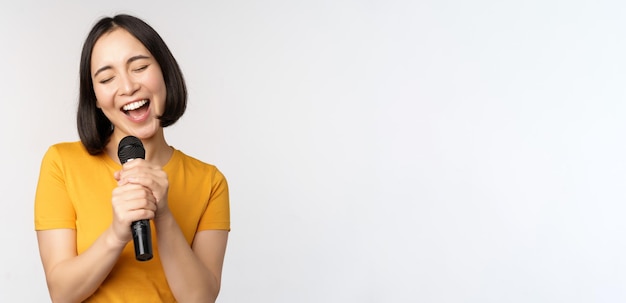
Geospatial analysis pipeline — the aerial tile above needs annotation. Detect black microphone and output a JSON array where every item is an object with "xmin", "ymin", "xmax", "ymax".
[{"xmin": 118, "ymin": 136, "xmax": 153, "ymax": 261}]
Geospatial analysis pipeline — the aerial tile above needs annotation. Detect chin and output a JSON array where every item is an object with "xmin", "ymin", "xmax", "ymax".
[{"xmin": 135, "ymin": 125, "xmax": 163, "ymax": 140}]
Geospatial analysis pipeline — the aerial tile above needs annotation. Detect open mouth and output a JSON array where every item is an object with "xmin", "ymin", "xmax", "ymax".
[
  {"xmin": 121, "ymin": 99, "xmax": 150, "ymax": 115},
  {"xmin": 121, "ymin": 99, "xmax": 151, "ymax": 120}
]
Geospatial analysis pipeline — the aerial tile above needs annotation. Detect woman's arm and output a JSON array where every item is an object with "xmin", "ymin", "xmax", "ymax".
[
  {"xmin": 155, "ymin": 212, "xmax": 229, "ymax": 303},
  {"xmin": 36, "ymin": 227, "xmax": 126, "ymax": 303},
  {"xmin": 117, "ymin": 159, "xmax": 229, "ymax": 302},
  {"xmin": 38, "ymin": 165, "xmax": 157, "ymax": 303}
]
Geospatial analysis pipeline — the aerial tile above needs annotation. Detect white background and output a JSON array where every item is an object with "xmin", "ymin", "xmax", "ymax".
[{"xmin": 1, "ymin": 0, "xmax": 625, "ymax": 302}]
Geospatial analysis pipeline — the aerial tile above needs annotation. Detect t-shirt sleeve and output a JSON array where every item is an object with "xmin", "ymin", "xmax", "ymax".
[
  {"xmin": 197, "ymin": 168, "xmax": 230, "ymax": 231},
  {"xmin": 34, "ymin": 146, "xmax": 76, "ymax": 230}
]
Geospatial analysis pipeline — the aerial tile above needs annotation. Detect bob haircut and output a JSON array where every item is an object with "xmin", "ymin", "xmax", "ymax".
[{"xmin": 77, "ymin": 14, "xmax": 187, "ymax": 155}]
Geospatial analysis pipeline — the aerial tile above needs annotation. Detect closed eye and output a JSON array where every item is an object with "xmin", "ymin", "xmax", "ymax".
[
  {"xmin": 99, "ymin": 77, "xmax": 114, "ymax": 84},
  {"xmin": 134, "ymin": 65, "xmax": 149, "ymax": 72}
]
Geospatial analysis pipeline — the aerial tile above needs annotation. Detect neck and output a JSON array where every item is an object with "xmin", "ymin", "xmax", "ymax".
[{"xmin": 105, "ymin": 130, "xmax": 173, "ymax": 167}]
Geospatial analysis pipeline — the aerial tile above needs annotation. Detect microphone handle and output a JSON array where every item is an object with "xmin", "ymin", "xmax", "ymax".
[{"xmin": 131, "ymin": 219, "xmax": 153, "ymax": 261}]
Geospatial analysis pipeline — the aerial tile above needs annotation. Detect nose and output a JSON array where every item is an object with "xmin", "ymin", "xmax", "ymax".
[{"xmin": 118, "ymin": 73, "xmax": 140, "ymax": 96}]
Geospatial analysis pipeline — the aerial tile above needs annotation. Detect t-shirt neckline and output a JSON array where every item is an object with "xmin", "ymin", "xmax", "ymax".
[{"xmin": 100, "ymin": 146, "xmax": 179, "ymax": 171}]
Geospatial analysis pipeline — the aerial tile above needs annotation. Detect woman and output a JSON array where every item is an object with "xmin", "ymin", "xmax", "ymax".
[{"xmin": 34, "ymin": 14, "xmax": 230, "ymax": 302}]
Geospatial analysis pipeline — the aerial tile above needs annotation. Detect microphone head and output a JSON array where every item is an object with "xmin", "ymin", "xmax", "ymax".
[{"xmin": 118, "ymin": 136, "xmax": 145, "ymax": 164}]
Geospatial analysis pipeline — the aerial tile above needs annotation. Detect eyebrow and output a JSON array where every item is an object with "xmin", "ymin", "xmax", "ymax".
[{"xmin": 93, "ymin": 55, "xmax": 151, "ymax": 78}]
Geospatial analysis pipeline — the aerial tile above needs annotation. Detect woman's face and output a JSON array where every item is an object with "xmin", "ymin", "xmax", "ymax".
[{"xmin": 91, "ymin": 28, "xmax": 167, "ymax": 141}]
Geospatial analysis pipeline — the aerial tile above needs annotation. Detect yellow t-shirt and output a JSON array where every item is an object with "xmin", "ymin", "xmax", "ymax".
[{"xmin": 34, "ymin": 141, "xmax": 230, "ymax": 302}]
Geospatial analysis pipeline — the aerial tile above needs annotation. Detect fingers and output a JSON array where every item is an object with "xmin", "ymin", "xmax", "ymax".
[
  {"xmin": 118, "ymin": 171, "xmax": 167, "ymax": 189},
  {"xmin": 118, "ymin": 160, "xmax": 166, "ymax": 184},
  {"xmin": 116, "ymin": 160, "xmax": 168, "ymax": 202},
  {"xmin": 110, "ymin": 183, "xmax": 157, "ymax": 243},
  {"xmin": 112, "ymin": 184, "xmax": 157, "ymax": 222},
  {"xmin": 119, "ymin": 158, "xmax": 159, "ymax": 172},
  {"xmin": 110, "ymin": 160, "xmax": 164, "ymax": 243},
  {"xmin": 113, "ymin": 159, "xmax": 169, "ymax": 226}
]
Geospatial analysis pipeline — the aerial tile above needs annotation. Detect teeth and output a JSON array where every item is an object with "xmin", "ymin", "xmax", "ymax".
[{"xmin": 122, "ymin": 100, "xmax": 148, "ymax": 111}]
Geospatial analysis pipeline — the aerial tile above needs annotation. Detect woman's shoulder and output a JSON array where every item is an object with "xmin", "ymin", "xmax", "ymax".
[
  {"xmin": 42, "ymin": 141, "xmax": 95, "ymax": 164},
  {"xmin": 172, "ymin": 149, "xmax": 216, "ymax": 169},
  {"xmin": 46, "ymin": 141, "xmax": 90, "ymax": 157},
  {"xmin": 39, "ymin": 141, "xmax": 103, "ymax": 174},
  {"xmin": 170, "ymin": 149, "xmax": 225, "ymax": 178}
]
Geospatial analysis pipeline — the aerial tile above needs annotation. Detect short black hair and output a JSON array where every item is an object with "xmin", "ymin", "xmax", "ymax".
[{"xmin": 77, "ymin": 14, "xmax": 187, "ymax": 155}]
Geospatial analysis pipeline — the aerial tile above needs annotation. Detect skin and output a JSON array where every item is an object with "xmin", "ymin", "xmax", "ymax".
[{"xmin": 36, "ymin": 28, "xmax": 228, "ymax": 303}]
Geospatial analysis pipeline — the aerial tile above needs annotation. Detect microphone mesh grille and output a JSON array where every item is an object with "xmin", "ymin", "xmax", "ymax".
[{"xmin": 117, "ymin": 136, "xmax": 145, "ymax": 164}]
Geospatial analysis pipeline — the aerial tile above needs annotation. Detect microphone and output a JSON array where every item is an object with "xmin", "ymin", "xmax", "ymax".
[{"xmin": 118, "ymin": 136, "xmax": 153, "ymax": 261}]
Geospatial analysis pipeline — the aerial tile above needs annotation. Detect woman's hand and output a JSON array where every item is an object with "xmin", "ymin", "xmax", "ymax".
[{"xmin": 112, "ymin": 159, "xmax": 169, "ymax": 242}]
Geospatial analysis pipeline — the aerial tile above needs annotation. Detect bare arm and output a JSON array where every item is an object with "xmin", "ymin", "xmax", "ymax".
[
  {"xmin": 155, "ymin": 212, "xmax": 229, "ymax": 303},
  {"xmin": 36, "ymin": 228, "xmax": 126, "ymax": 303},
  {"xmin": 38, "ymin": 167, "xmax": 157, "ymax": 302},
  {"xmin": 117, "ymin": 159, "xmax": 229, "ymax": 302}
]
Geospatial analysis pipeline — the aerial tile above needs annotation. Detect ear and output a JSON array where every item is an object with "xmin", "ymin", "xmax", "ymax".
[{"xmin": 96, "ymin": 100, "xmax": 101, "ymax": 109}]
